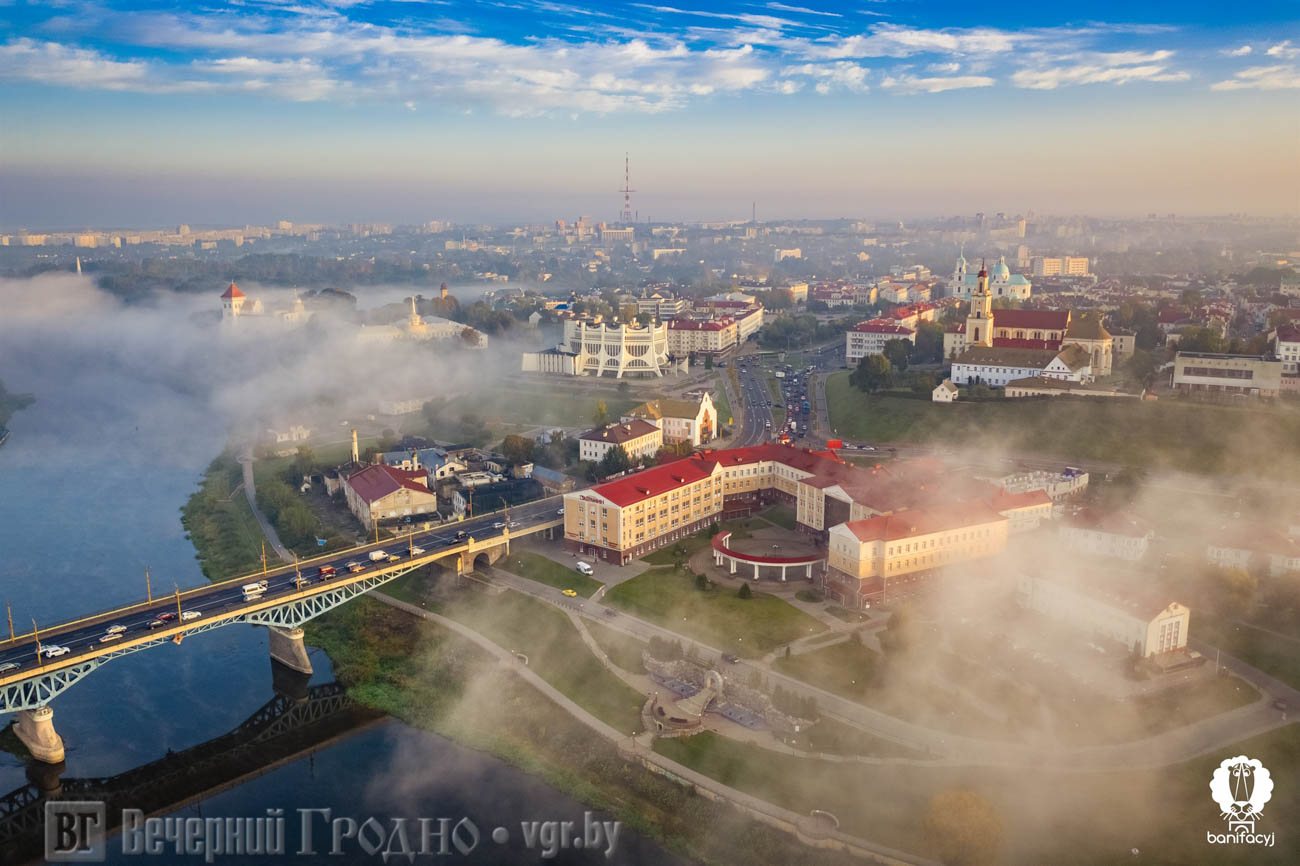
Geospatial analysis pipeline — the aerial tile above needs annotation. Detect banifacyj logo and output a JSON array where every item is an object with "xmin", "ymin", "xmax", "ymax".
[{"xmin": 1206, "ymin": 755, "xmax": 1276, "ymax": 847}]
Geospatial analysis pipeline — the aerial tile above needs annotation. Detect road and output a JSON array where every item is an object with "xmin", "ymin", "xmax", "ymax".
[
  {"xmin": 239, "ymin": 449, "xmax": 293, "ymax": 563},
  {"xmin": 0, "ymin": 496, "xmax": 565, "ymax": 684}
]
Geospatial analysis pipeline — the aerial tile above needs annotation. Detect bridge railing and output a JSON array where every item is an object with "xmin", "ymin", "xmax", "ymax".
[{"xmin": 1, "ymin": 498, "xmax": 561, "ymax": 646}]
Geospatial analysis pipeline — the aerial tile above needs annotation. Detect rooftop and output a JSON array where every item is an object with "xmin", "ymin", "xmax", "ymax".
[{"xmin": 579, "ymin": 419, "xmax": 662, "ymax": 444}]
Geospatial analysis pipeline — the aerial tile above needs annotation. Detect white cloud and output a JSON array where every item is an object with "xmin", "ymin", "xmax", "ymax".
[
  {"xmin": 879, "ymin": 73, "xmax": 994, "ymax": 94},
  {"xmin": 1011, "ymin": 49, "xmax": 1189, "ymax": 89},
  {"xmin": 1265, "ymin": 40, "xmax": 1299, "ymax": 59},
  {"xmin": 1222, "ymin": 44, "xmax": 1252, "ymax": 57},
  {"xmin": 810, "ymin": 24, "xmax": 1026, "ymax": 60},
  {"xmin": 1211, "ymin": 64, "xmax": 1300, "ymax": 91},
  {"xmin": 781, "ymin": 60, "xmax": 869, "ymax": 93}
]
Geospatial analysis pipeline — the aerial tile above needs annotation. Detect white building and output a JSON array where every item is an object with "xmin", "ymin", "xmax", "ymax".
[
  {"xmin": 667, "ymin": 318, "xmax": 739, "ymax": 358},
  {"xmin": 951, "ymin": 345, "xmax": 1092, "ymax": 387},
  {"xmin": 1033, "ymin": 256, "xmax": 1090, "ymax": 277},
  {"xmin": 1059, "ymin": 508, "xmax": 1154, "ymax": 562},
  {"xmin": 562, "ymin": 317, "xmax": 678, "ymax": 378},
  {"xmin": 1205, "ymin": 528, "xmax": 1300, "ymax": 577},
  {"xmin": 844, "ymin": 319, "xmax": 916, "ymax": 364},
  {"xmin": 1017, "ymin": 574, "xmax": 1189, "ymax": 659},
  {"xmin": 949, "ymin": 254, "xmax": 1032, "ymax": 301},
  {"xmin": 774, "ymin": 248, "xmax": 802, "ymax": 262},
  {"xmin": 932, "ymin": 380, "xmax": 958, "ymax": 402},
  {"xmin": 623, "ymin": 392, "xmax": 718, "ymax": 446},
  {"xmin": 578, "ymin": 420, "xmax": 663, "ymax": 463},
  {"xmin": 1274, "ymin": 324, "xmax": 1300, "ymax": 374}
]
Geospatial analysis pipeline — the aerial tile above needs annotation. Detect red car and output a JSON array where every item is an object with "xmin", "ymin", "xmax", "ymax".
[{"xmin": 157, "ymin": 612, "xmax": 178, "ymax": 622}]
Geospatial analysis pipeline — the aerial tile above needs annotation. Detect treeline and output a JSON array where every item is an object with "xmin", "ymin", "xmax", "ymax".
[{"xmin": 179, "ymin": 456, "xmax": 263, "ymax": 580}]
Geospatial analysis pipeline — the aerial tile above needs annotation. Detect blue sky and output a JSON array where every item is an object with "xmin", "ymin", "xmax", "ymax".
[{"xmin": 1, "ymin": 1, "xmax": 1297, "ymax": 227}]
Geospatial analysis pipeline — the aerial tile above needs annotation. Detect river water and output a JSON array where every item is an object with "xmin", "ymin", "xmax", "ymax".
[{"xmin": 0, "ymin": 302, "xmax": 677, "ymax": 864}]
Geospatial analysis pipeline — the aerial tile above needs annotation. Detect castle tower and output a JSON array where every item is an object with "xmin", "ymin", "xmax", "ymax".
[
  {"xmin": 351, "ymin": 429, "xmax": 359, "ymax": 464},
  {"xmin": 440, "ymin": 282, "xmax": 449, "ymax": 300},
  {"xmin": 221, "ymin": 281, "xmax": 246, "ymax": 320},
  {"xmin": 965, "ymin": 261, "xmax": 994, "ymax": 348}
]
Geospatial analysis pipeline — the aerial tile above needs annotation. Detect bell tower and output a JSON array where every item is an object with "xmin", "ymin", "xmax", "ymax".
[{"xmin": 965, "ymin": 261, "xmax": 993, "ymax": 348}]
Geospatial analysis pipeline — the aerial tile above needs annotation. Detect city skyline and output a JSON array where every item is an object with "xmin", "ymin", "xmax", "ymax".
[{"xmin": 2, "ymin": 1, "xmax": 1298, "ymax": 227}]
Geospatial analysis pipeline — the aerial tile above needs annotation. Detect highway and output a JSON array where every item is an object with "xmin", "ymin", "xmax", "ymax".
[
  {"xmin": 732, "ymin": 340, "xmax": 841, "ymax": 449},
  {"xmin": 0, "ymin": 496, "xmax": 565, "ymax": 685}
]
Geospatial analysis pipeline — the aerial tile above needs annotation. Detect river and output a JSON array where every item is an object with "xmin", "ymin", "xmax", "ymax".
[{"xmin": 0, "ymin": 308, "xmax": 677, "ymax": 864}]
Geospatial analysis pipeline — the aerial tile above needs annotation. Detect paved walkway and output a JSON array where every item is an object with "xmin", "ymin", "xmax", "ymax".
[
  {"xmin": 479, "ymin": 561, "xmax": 1298, "ymax": 771},
  {"xmin": 239, "ymin": 448, "xmax": 293, "ymax": 564},
  {"xmin": 372, "ymin": 591, "xmax": 936, "ymax": 866}
]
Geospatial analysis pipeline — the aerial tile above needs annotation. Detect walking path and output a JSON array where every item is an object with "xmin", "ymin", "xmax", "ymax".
[
  {"xmin": 239, "ymin": 448, "xmax": 293, "ymax": 564},
  {"xmin": 373, "ymin": 591, "xmax": 937, "ymax": 866}
]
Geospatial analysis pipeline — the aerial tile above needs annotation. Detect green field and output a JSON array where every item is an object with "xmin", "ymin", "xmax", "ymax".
[
  {"xmin": 181, "ymin": 455, "xmax": 270, "ymax": 580},
  {"xmin": 586, "ymin": 620, "xmax": 649, "ymax": 673},
  {"xmin": 501, "ymin": 550, "xmax": 603, "ymax": 597},
  {"xmin": 604, "ymin": 567, "xmax": 826, "ymax": 656},
  {"xmin": 1198, "ymin": 617, "xmax": 1300, "ymax": 691},
  {"xmin": 757, "ymin": 505, "xmax": 798, "ymax": 530},
  {"xmin": 712, "ymin": 376, "xmax": 733, "ymax": 427},
  {"xmin": 772, "ymin": 637, "xmax": 882, "ymax": 701},
  {"xmin": 656, "ymin": 724, "xmax": 1300, "ymax": 865},
  {"xmin": 824, "ymin": 371, "xmax": 1300, "ymax": 478},
  {"xmin": 445, "ymin": 387, "xmax": 638, "ymax": 428}
]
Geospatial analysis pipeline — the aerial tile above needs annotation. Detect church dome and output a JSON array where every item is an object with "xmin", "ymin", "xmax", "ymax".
[{"xmin": 993, "ymin": 257, "xmax": 1011, "ymax": 280}]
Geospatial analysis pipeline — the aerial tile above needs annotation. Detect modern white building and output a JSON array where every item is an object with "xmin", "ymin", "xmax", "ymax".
[
  {"xmin": 1059, "ymin": 508, "xmax": 1154, "ymax": 562},
  {"xmin": 563, "ymin": 317, "xmax": 677, "ymax": 378},
  {"xmin": 1017, "ymin": 573, "xmax": 1189, "ymax": 659},
  {"xmin": 844, "ymin": 319, "xmax": 916, "ymax": 364}
]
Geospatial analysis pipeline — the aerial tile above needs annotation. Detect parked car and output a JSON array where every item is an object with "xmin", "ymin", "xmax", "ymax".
[{"xmin": 562, "ymin": 589, "xmax": 578, "ymax": 598}]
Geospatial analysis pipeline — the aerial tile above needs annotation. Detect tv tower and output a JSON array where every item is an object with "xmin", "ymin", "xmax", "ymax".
[{"xmin": 618, "ymin": 153, "xmax": 636, "ymax": 224}]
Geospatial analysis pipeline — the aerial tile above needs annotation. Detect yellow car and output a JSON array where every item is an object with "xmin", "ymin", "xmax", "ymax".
[{"xmin": 561, "ymin": 589, "xmax": 578, "ymax": 598}]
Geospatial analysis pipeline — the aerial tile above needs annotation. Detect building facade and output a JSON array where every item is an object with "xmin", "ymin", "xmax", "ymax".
[
  {"xmin": 562, "ymin": 317, "xmax": 676, "ymax": 378},
  {"xmin": 578, "ymin": 420, "xmax": 663, "ymax": 463},
  {"xmin": 845, "ymin": 319, "xmax": 916, "ymax": 364},
  {"xmin": 623, "ymin": 392, "xmax": 717, "ymax": 446},
  {"xmin": 1172, "ymin": 352, "xmax": 1284, "ymax": 398}
]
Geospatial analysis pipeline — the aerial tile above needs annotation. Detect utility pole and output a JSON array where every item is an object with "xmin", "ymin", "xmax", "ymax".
[
  {"xmin": 261, "ymin": 541, "xmax": 268, "ymax": 574},
  {"xmin": 5, "ymin": 602, "xmax": 12, "ymax": 643},
  {"xmin": 146, "ymin": 568, "xmax": 152, "ymax": 604},
  {"xmin": 32, "ymin": 619, "xmax": 41, "ymax": 665},
  {"xmin": 174, "ymin": 586, "xmax": 182, "ymax": 620},
  {"xmin": 294, "ymin": 555, "xmax": 302, "ymax": 590}
]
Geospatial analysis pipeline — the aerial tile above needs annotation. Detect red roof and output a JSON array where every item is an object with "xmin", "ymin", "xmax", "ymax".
[
  {"xmin": 992, "ymin": 309, "xmax": 1069, "ymax": 331},
  {"xmin": 841, "ymin": 503, "xmax": 1006, "ymax": 542},
  {"xmin": 588, "ymin": 455, "xmax": 717, "ymax": 507},
  {"xmin": 221, "ymin": 281, "xmax": 245, "ymax": 299},
  {"xmin": 1276, "ymin": 324, "xmax": 1300, "ymax": 343},
  {"xmin": 990, "ymin": 488, "xmax": 1052, "ymax": 512},
  {"xmin": 580, "ymin": 419, "xmax": 661, "ymax": 444},
  {"xmin": 851, "ymin": 318, "xmax": 915, "ymax": 335},
  {"xmin": 345, "ymin": 463, "xmax": 432, "ymax": 502}
]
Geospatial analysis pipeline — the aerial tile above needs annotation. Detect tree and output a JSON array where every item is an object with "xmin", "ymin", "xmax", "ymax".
[
  {"xmin": 597, "ymin": 444, "xmax": 630, "ymax": 478},
  {"xmin": 1214, "ymin": 567, "xmax": 1258, "ymax": 619},
  {"xmin": 914, "ymin": 320, "xmax": 946, "ymax": 363},
  {"xmin": 499, "ymin": 434, "xmax": 535, "ymax": 465},
  {"xmin": 592, "ymin": 399, "xmax": 609, "ymax": 427},
  {"xmin": 1126, "ymin": 349, "xmax": 1161, "ymax": 390},
  {"xmin": 924, "ymin": 788, "xmax": 1003, "ymax": 866},
  {"xmin": 850, "ymin": 354, "xmax": 893, "ymax": 394},
  {"xmin": 737, "ymin": 582, "xmax": 753, "ymax": 599},
  {"xmin": 1179, "ymin": 288, "xmax": 1204, "ymax": 310},
  {"xmin": 882, "ymin": 339, "xmax": 911, "ymax": 372},
  {"xmin": 291, "ymin": 445, "xmax": 316, "ymax": 480},
  {"xmin": 695, "ymin": 573, "xmax": 709, "ymax": 591}
]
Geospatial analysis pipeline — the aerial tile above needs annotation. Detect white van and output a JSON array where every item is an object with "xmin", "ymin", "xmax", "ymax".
[
  {"xmin": 242, "ymin": 580, "xmax": 268, "ymax": 599},
  {"xmin": 575, "ymin": 562, "xmax": 594, "ymax": 576}
]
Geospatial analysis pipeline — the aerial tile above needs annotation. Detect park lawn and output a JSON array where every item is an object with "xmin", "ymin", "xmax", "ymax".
[
  {"xmin": 585, "ymin": 620, "xmax": 649, "ymax": 673},
  {"xmin": 427, "ymin": 588, "xmax": 645, "ymax": 732},
  {"xmin": 758, "ymin": 505, "xmax": 798, "ymax": 531},
  {"xmin": 1197, "ymin": 616, "xmax": 1300, "ymax": 691},
  {"xmin": 824, "ymin": 371, "xmax": 1300, "ymax": 479},
  {"xmin": 445, "ymin": 387, "xmax": 638, "ymax": 428},
  {"xmin": 711, "ymin": 376, "xmax": 733, "ymax": 426},
  {"xmin": 1051, "ymin": 674, "xmax": 1259, "ymax": 746},
  {"xmin": 656, "ymin": 724, "xmax": 1300, "ymax": 866},
  {"xmin": 772, "ymin": 637, "xmax": 882, "ymax": 701},
  {"xmin": 604, "ymin": 567, "xmax": 826, "ymax": 656},
  {"xmin": 639, "ymin": 518, "xmax": 759, "ymax": 564},
  {"xmin": 501, "ymin": 550, "xmax": 603, "ymax": 597}
]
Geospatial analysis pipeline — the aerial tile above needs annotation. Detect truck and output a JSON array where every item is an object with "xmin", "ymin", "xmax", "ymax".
[
  {"xmin": 318, "ymin": 565, "xmax": 336, "ymax": 579},
  {"xmin": 242, "ymin": 580, "xmax": 268, "ymax": 599},
  {"xmin": 368, "ymin": 550, "xmax": 388, "ymax": 562}
]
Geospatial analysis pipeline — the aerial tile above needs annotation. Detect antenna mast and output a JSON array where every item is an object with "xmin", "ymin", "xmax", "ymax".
[{"xmin": 619, "ymin": 153, "xmax": 636, "ymax": 224}]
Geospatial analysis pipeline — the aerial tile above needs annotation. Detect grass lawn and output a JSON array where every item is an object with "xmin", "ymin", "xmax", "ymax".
[
  {"xmin": 773, "ymin": 637, "xmax": 882, "ymax": 701},
  {"xmin": 604, "ymin": 567, "xmax": 826, "ymax": 656},
  {"xmin": 1052, "ymin": 674, "xmax": 1259, "ymax": 745},
  {"xmin": 824, "ymin": 371, "xmax": 1300, "ymax": 479},
  {"xmin": 181, "ymin": 456, "xmax": 270, "ymax": 581},
  {"xmin": 640, "ymin": 519, "xmax": 755, "ymax": 565},
  {"xmin": 656, "ymin": 724, "xmax": 1300, "ymax": 865},
  {"xmin": 586, "ymin": 620, "xmax": 648, "ymax": 673},
  {"xmin": 446, "ymin": 387, "xmax": 638, "ymax": 428},
  {"xmin": 501, "ymin": 550, "xmax": 603, "ymax": 597},
  {"xmin": 1198, "ymin": 617, "xmax": 1300, "ymax": 691},
  {"xmin": 757, "ymin": 505, "xmax": 798, "ymax": 530},
  {"xmin": 420, "ymin": 586, "xmax": 645, "ymax": 732},
  {"xmin": 712, "ymin": 375, "xmax": 733, "ymax": 426}
]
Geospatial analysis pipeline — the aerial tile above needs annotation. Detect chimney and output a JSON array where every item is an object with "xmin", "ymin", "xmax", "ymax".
[{"xmin": 351, "ymin": 429, "xmax": 359, "ymax": 464}]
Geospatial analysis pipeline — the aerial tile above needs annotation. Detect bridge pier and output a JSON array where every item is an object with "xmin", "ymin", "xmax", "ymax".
[
  {"xmin": 14, "ymin": 706, "xmax": 65, "ymax": 764},
  {"xmin": 268, "ymin": 626, "xmax": 313, "ymax": 675}
]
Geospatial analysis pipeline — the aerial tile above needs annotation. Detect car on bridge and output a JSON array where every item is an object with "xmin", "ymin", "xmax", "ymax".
[
  {"xmin": 318, "ymin": 565, "xmax": 337, "ymax": 579},
  {"xmin": 408, "ymin": 546, "xmax": 425, "ymax": 556},
  {"xmin": 104, "ymin": 624, "xmax": 127, "ymax": 635},
  {"xmin": 346, "ymin": 561, "xmax": 364, "ymax": 573},
  {"xmin": 0, "ymin": 662, "xmax": 21, "ymax": 673},
  {"xmin": 147, "ymin": 619, "xmax": 165, "ymax": 629},
  {"xmin": 157, "ymin": 612, "xmax": 177, "ymax": 622},
  {"xmin": 181, "ymin": 610, "xmax": 202, "ymax": 621},
  {"xmin": 41, "ymin": 645, "xmax": 71, "ymax": 658},
  {"xmin": 454, "ymin": 530, "xmax": 467, "ymax": 540},
  {"xmin": 493, "ymin": 521, "xmax": 506, "ymax": 529},
  {"xmin": 98, "ymin": 632, "xmax": 123, "ymax": 643}
]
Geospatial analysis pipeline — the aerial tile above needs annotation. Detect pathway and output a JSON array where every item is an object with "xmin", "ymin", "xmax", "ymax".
[
  {"xmin": 239, "ymin": 448, "xmax": 294, "ymax": 564},
  {"xmin": 372, "ymin": 591, "xmax": 937, "ymax": 866}
]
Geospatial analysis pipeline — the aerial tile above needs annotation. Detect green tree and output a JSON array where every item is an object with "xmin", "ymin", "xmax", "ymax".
[
  {"xmin": 597, "ymin": 444, "xmax": 630, "ymax": 478},
  {"xmin": 882, "ymin": 338, "xmax": 911, "ymax": 372},
  {"xmin": 849, "ymin": 354, "xmax": 893, "ymax": 394},
  {"xmin": 695, "ymin": 573, "xmax": 709, "ymax": 591},
  {"xmin": 924, "ymin": 788, "xmax": 1003, "ymax": 866},
  {"xmin": 914, "ymin": 320, "xmax": 946, "ymax": 363},
  {"xmin": 592, "ymin": 399, "xmax": 610, "ymax": 427},
  {"xmin": 291, "ymin": 445, "xmax": 316, "ymax": 480},
  {"xmin": 499, "ymin": 434, "xmax": 536, "ymax": 465},
  {"xmin": 737, "ymin": 582, "xmax": 753, "ymax": 600}
]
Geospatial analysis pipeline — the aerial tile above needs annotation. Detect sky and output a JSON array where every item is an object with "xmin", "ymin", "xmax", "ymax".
[{"xmin": 0, "ymin": 0, "xmax": 1297, "ymax": 228}]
